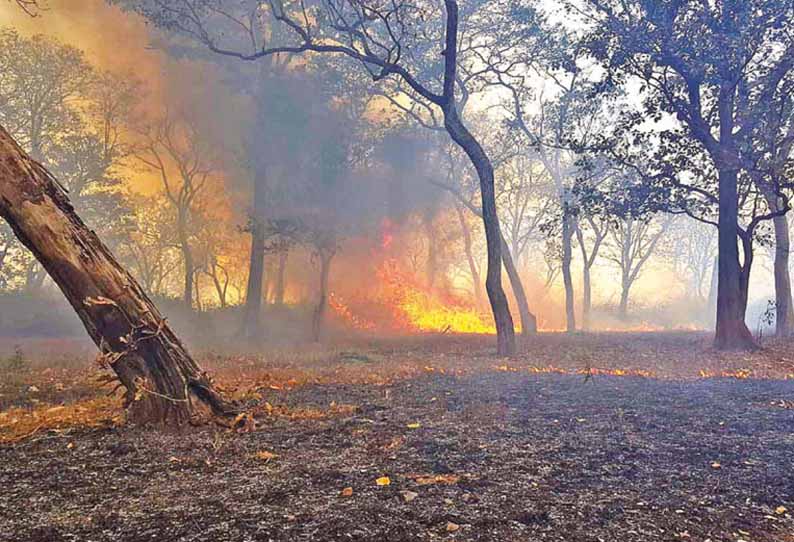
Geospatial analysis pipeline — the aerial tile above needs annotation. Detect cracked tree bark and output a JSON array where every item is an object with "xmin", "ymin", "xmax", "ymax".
[{"xmin": 0, "ymin": 125, "xmax": 235, "ymax": 424}]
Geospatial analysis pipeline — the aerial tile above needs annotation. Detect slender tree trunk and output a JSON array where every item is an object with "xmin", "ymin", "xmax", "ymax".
[
  {"xmin": 423, "ymin": 211, "xmax": 438, "ymax": 291},
  {"xmin": 582, "ymin": 264, "xmax": 592, "ymax": 329},
  {"xmin": 176, "ymin": 212, "xmax": 193, "ymax": 308},
  {"xmin": 242, "ymin": 175, "xmax": 267, "ymax": 340},
  {"xmin": 561, "ymin": 211, "xmax": 576, "ymax": 332},
  {"xmin": 714, "ymin": 168, "xmax": 757, "ymax": 349},
  {"xmin": 500, "ymin": 235, "xmax": 537, "ymax": 335},
  {"xmin": 210, "ymin": 267, "xmax": 228, "ymax": 309},
  {"xmin": 764, "ymin": 193, "xmax": 794, "ymax": 336},
  {"xmin": 274, "ymin": 248, "xmax": 288, "ymax": 306},
  {"xmin": 444, "ymin": 109, "xmax": 515, "ymax": 355},
  {"xmin": 574, "ymin": 223, "xmax": 593, "ymax": 330},
  {"xmin": 706, "ymin": 256, "xmax": 718, "ymax": 328},
  {"xmin": 454, "ymin": 203, "xmax": 484, "ymax": 310},
  {"xmin": 619, "ymin": 282, "xmax": 630, "ymax": 320},
  {"xmin": 0, "ymin": 125, "xmax": 234, "ymax": 423},
  {"xmin": 311, "ymin": 252, "xmax": 333, "ymax": 342},
  {"xmin": 24, "ymin": 260, "xmax": 47, "ymax": 293}
]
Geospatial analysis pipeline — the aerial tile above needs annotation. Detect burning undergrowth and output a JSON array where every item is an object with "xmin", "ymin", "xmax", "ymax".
[{"xmin": 330, "ymin": 258, "xmax": 497, "ymax": 335}]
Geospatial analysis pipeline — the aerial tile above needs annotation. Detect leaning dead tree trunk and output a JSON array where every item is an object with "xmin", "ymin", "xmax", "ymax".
[{"xmin": 0, "ymin": 126, "xmax": 235, "ymax": 423}]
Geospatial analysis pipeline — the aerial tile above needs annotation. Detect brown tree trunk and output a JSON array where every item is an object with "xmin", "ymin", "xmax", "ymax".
[
  {"xmin": 242, "ymin": 175, "xmax": 267, "ymax": 340},
  {"xmin": 500, "ymin": 235, "xmax": 537, "ymax": 335},
  {"xmin": 274, "ymin": 248, "xmax": 288, "ymax": 306},
  {"xmin": 582, "ymin": 264, "xmax": 592, "ymax": 329},
  {"xmin": 619, "ymin": 282, "xmax": 630, "ymax": 320},
  {"xmin": 311, "ymin": 251, "xmax": 333, "ymax": 342},
  {"xmin": 561, "ymin": 210, "xmax": 576, "ymax": 332},
  {"xmin": 454, "ymin": 203, "xmax": 485, "ymax": 310},
  {"xmin": 443, "ymin": 109, "xmax": 515, "ymax": 355},
  {"xmin": 574, "ymin": 223, "xmax": 593, "ymax": 330},
  {"xmin": 0, "ymin": 125, "xmax": 234, "ymax": 423},
  {"xmin": 764, "ymin": 193, "xmax": 794, "ymax": 336},
  {"xmin": 176, "ymin": 215, "xmax": 194, "ymax": 308},
  {"xmin": 714, "ymin": 168, "xmax": 757, "ymax": 349},
  {"xmin": 423, "ymin": 212, "xmax": 438, "ymax": 291}
]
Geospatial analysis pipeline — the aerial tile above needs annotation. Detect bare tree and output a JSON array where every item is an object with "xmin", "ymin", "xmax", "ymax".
[
  {"xmin": 604, "ymin": 216, "xmax": 671, "ymax": 319},
  {"xmin": 454, "ymin": 201, "xmax": 484, "ymax": 310},
  {"xmin": 137, "ymin": 111, "xmax": 220, "ymax": 308},
  {"xmin": 306, "ymin": 228, "xmax": 340, "ymax": 342},
  {"xmin": 573, "ymin": 215, "xmax": 608, "ymax": 329}
]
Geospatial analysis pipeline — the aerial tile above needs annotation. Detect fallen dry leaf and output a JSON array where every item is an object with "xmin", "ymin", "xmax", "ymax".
[
  {"xmin": 375, "ymin": 476, "xmax": 391, "ymax": 486},
  {"xmin": 340, "ymin": 486, "xmax": 353, "ymax": 497},
  {"xmin": 406, "ymin": 422, "xmax": 421, "ymax": 429},
  {"xmin": 775, "ymin": 505, "xmax": 787, "ymax": 515},
  {"xmin": 412, "ymin": 473, "xmax": 460, "ymax": 486},
  {"xmin": 446, "ymin": 521, "xmax": 460, "ymax": 532},
  {"xmin": 401, "ymin": 490, "xmax": 418, "ymax": 502},
  {"xmin": 254, "ymin": 450, "xmax": 278, "ymax": 461}
]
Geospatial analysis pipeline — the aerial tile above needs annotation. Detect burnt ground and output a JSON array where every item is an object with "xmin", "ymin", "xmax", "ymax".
[{"xmin": 1, "ymin": 332, "xmax": 794, "ymax": 541}]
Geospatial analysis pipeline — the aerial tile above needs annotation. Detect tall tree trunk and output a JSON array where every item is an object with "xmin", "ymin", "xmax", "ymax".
[
  {"xmin": 706, "ymin": 256, "xmax": 718, "ymax": 328},
  {"xmin": 561, "ymin": 211, "xmax": 576, "ymax": 332},
  {"xmin": 574, "ymin": 223, "xmax": 593, "ymax": 330},
  {"xmin": 311, "ymin": 251, "xmax": 333, "ymax": 342},
  {"xmin": 0, "ymin": 125, "xmax": 234, "ymax": 423},
  {"xmin": 274, "ymin": 248, "xmax": 288, "ymax": 306},
  {"xmin": 582, "ymin": 264, "xmax": 592, "ymax": 329},
  {"xmin": 714, "ymin": 168, "xmax": 757, "ymax": 349},
  {"xmin": 177, "ymin": 220, "xmax": 193, "ymax": 308},
  {"xmin": 500, "ymin": 235, "xmax": 537, "ymax": 335},
  {"xmin": 619, "ymin": 282, "xmax": 630, "ymax": 320},
  {"xmin": 242, "ymin": 175, "xmax": 267, "ymax": 340},
  {"xmin": 454, "ymin": 203, "xmax": 484, "ymax": 310},
  {"xmin": 764, "ymin": 193, "xmax": 794, "ymax": 337},
  {"xmin": 444, "ymin": 109, "xmax": 515, "ymax": 355},
  {"xmin": 210, "ymin": 265, "xmax": 228, "ymax": 309}
]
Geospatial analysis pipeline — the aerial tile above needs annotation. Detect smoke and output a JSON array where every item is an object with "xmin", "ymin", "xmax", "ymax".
[{"xmin": 0, "ymin": 0, "xmax": 774, "ymax": 345}]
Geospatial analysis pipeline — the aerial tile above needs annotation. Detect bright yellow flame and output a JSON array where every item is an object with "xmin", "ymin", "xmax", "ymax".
[{"xmin": 376, "ymin": 259, "xmax": 496, "ymax": 334}]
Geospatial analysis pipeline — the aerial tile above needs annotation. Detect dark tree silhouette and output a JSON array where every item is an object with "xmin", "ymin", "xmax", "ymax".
[{"xmin": 576, "ymin": 0, "xmax": 794, "ymax": 349}]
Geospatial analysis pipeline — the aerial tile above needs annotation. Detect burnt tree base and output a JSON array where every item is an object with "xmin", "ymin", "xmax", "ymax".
[{"xmin": 0, "ymin": 125, "xmax": 236, "ymax": 424}]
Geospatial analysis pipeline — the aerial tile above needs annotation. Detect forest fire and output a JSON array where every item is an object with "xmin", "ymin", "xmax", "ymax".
[
  {"xmin": 3, "ymin": 1, "xmax": 794, "ymax": 540},
  {"xmin": 373, "ymin": 259, "xmax": 496, "ymax": 334},
  {"xmin": 330, "ymin": 260, "xmax": 496, "ymax": 334}
]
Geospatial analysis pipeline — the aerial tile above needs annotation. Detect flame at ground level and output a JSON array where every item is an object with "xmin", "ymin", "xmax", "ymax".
[
  {"xmin": 330, "ymin": 259, "xmax": 498, "ymax": 334},
  {"xmin": 329, "ymin": 258, "xmax": 706, "ymax": 335}
]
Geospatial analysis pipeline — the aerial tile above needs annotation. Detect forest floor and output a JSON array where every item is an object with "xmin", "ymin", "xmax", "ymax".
[{"xmin": 1, "ymin": 331, "xmax": 794, "ymax": 541}]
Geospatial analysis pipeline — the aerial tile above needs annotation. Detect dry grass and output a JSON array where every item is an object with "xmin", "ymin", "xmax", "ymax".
[{"xmin": 2, "ymin": 331, "xmax": 794, "ymax": 444}]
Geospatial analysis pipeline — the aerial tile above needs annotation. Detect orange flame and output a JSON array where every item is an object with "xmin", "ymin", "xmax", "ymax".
[{"xmin": 375, "ymin": 259, "xmax": 495, "ymax": 334}]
